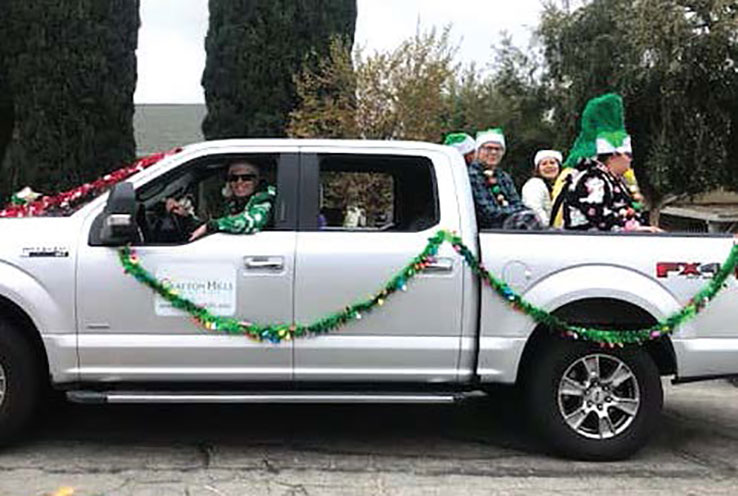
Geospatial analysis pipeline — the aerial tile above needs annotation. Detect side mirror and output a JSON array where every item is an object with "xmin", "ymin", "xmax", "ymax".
[{"xmin": 98, "ymin": 182, "xmax": 138, "ymax": 246}]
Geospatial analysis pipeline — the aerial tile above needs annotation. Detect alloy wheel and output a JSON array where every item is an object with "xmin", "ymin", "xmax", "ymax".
[{"xmin": 557, "ymin": 353, "xmax": 640, "ymax": 440}]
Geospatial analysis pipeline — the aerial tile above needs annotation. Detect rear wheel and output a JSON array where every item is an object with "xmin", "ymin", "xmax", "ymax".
[
  {"xmin": 0, "ymin": 319, "xmax": 42, "ymax": 446},
  {"xmin": 525, "ymin": 337, "xmax": 662, "ymax": 460}
]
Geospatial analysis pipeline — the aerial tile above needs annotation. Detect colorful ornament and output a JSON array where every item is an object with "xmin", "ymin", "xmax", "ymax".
[{"xmin": 481, "ymin": 169, "xmax": 510, "ymax": 206}]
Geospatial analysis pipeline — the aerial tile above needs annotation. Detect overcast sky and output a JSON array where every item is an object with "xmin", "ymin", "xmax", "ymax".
[{"xmin": 134, "ymin": 0, "xmax": 553, "ymax": 104}]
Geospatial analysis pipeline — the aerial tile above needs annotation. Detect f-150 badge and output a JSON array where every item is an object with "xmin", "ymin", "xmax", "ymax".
[
  {"xmin": 21, "ymin": 246, "xmax": 69, "ymax": 258},
  {"xmin": 656, "ymin": 262, "xmax": 720, "ymax": 279}
]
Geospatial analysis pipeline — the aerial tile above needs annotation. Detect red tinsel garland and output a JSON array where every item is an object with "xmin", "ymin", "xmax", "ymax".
[{"xmin": 0, "ymin": 148, "xmax": 181, "ymax": 218}]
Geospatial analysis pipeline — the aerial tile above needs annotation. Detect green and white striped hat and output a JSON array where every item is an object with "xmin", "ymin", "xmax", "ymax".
[
  {"xmin": 475, "ymin": 128, "xmax": 506, "ymax": 150},
  {"xmin": 443, "ymin": 133, "xmax": 475, "ymax": 155},
  {"xmin": 596, "ymin": 131, "xmax": 632, "ymax": 155}
]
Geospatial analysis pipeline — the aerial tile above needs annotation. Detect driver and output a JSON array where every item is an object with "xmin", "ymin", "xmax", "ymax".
[{"xmin": 167, "ymin": 160, "xmax": 276, "ymax": 241}]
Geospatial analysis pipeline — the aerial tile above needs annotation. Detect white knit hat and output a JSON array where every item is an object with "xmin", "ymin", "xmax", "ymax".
[
  {"xmin": 475, "ymin": 128, "xmax": 506, "ymax": 150},
  {"xmin": 533, "ymin": 150, "xmax": 563, "ymax": 167}
]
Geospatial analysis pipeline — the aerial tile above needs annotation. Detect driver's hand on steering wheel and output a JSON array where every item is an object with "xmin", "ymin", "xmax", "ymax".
[{"xmin": 165, "ymin": 198, "xmax": 189, "ymax": 217}]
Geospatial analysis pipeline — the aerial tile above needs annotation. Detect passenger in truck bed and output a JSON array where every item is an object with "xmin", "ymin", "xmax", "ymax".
[
  {"xmin": 444, "ymin": 132, "xmax": 476, "ymax": 166},
  {"xmin": 522, "ymin": 149, "xmax": 564, "ymax": 227},
  {"xmin": 560, "ymin": 93, "xmax": 661, "ymax": 233},
  {"xmin": 467, "ymin": 128, "xmax": 543, "ymax": 230}
]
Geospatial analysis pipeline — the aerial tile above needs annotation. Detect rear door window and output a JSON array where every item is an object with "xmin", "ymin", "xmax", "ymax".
[{"xmin": 301, "ymin": 153, "xmax": 439, "ymax": 232}]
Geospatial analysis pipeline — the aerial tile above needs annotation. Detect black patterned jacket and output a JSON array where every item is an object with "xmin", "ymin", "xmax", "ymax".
[{"xmin": 563, "ymin": 160, "xmax": 645, "ymax": 231}]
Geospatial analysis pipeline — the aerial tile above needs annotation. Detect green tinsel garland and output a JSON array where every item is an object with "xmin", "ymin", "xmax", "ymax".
[{"xmin": 118, "ymin": 230, "xmax": 738, "ymax": 346}]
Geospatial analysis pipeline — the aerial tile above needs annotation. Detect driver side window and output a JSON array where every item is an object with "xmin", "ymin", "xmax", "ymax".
[{"xmin": 135, "ymin": 154, "xmax": 280, "ymax": 245}]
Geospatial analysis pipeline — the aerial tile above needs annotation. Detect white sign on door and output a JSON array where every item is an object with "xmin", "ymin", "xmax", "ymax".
[{"xmin": 154, "ymin": 264, "xmax": 236, "ymax": 316}]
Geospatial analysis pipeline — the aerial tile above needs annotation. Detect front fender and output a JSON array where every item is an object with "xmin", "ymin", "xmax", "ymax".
[
  {"xmin": 0, "ymin": 261, "xmax": 78, "ymax": 383},
  {"xmin": 0, "ymin": 262, "xmax": 63, "ymax": 333}
]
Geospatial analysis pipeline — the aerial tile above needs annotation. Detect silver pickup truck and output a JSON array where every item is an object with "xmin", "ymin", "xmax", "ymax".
[{"xmin": 1, "ymin": 140, "xmax": 737, "ymax": 460}]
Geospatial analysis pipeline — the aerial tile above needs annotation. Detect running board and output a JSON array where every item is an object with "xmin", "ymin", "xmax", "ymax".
[{"xmin": 66, "ymin": 390, "xmax": 474, "ymax": 405}]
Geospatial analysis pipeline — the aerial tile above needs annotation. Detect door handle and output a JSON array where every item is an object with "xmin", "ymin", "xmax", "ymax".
[
  {"xmin": 244, "ymin": 256, "xmax": 284, "ymax": 270},
  {"xmin": 424, "ymin": 257, "xmax": 454, "ymax": 273}
]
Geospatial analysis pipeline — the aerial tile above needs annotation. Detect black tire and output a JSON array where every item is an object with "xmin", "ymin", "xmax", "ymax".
[
  {"xmin": 525, "ymin": 336, "xmax": 663, "ymax": 460},
  {"xmin": 0, "ymin": 318, "xmax": 42, "ymax": 446}
]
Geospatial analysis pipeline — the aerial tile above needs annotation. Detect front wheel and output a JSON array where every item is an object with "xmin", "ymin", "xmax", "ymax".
[
  {"xmin": 0, "ymin": 319, "xmax": 42, "ymax": 446},
  {"xmin": 525, "ymin": 337, "xmax": 663, "ymax": 460}
]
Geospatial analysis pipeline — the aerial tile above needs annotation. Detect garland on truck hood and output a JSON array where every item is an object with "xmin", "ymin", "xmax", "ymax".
[
  {"xmin": 118, "ymin": 230, "xmax": 738, "ymax": 346},
  {"xmin": 0, "ymin": 148, "xmax": 181, "ymax": 218}
]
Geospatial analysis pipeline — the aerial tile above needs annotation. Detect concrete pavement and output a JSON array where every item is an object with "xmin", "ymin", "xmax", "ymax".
[{"xmin": 1, "ymin": 380, "xmax": 738, "ymax": 495}]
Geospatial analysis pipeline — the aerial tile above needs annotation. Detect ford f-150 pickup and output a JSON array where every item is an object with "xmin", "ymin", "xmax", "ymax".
[{"xmin": 1, "ymin": 139, "xmax": 736, "ymax": 460}]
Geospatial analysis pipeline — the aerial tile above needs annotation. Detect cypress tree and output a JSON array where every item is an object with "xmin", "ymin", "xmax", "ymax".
[
  {"xmin": 1, "ymin": 0, "xmax": 139, "ymax": 200},
  {"xmin": 0, "ymin": 62, "xmax": 12, "ymax": 195},
  {"xmin": 0, "ymin": 1, "xmax": 13, "ymax": 198},
  {"xmin": 202, "ymin": 0, "xmax": 357, "ymax": 139}
]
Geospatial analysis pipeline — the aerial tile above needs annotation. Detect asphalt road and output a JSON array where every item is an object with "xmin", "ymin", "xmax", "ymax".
[{"xmin": 1, "ymin": 380, "xmax": 738, "ymax": 495}]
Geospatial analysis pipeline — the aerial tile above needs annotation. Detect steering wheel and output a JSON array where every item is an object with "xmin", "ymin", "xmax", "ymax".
[
  {"xmin": 139, "ymin": 201, "xmax": 190, "ymax": 243},
  {"xmin": 135, "ymin": 202, "xmax": 151, "ymax": 243}
]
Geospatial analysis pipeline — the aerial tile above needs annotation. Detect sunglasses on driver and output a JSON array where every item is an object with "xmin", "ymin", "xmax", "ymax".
[{"xmin": 228, "ymin": 173, "xmax": 258, "ymax": 183}]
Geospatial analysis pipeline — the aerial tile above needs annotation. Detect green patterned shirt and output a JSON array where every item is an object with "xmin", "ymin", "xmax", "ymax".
[{"xmin": 206, "ymin": 186, "xmax": 276, "ymax": 235}]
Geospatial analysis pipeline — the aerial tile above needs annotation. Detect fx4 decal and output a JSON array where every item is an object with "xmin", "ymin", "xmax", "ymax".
[{"xmin": 656, "ymin": 262, "xmax": 721, "ymax": 279}]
